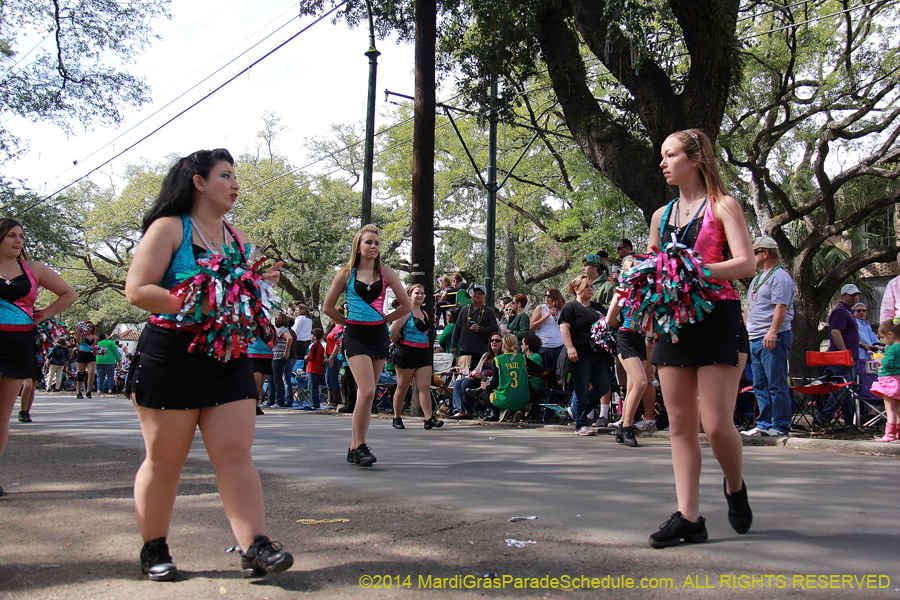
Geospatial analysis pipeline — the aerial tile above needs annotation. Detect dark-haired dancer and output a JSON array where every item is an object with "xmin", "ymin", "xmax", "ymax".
[
  {"xmin": 0, "ymin": 217, "xmax": 77, "ymax": 496},
  {"xmin": 390, "ymin": 283, "xmax": 442, "ymax": 430},
  {"xmin": 323, "ymin": 224, "xmax": 410, "ymax": 467},
  {"xmin": 124, "ymin": 149, "xmax": 292, "ymax": 580},
  {"xmin": 75, "ymin": 320, "xmax": 97, "ymax": 399},
  {"xmin": 647, "ymin": 130, "xmax": 756, "ymax": 548}
]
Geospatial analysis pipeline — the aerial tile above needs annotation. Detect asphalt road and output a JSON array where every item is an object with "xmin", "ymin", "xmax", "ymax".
[{"xmin": 12, "ymin": 392, "xmax": 899, "ymax": 585}]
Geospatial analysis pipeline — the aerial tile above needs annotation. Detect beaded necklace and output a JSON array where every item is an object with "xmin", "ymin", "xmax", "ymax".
[
  {"xmin": 467, "ymin": 304, "xmax": 487, "ymax": 326},
  {"xmin": 748, "ymin": 264, "xmax": 782, "ymax": 306}
]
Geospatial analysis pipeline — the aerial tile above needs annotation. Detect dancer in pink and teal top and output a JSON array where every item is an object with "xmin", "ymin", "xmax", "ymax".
[
  {"xmin": 323, "ymin": 224, "xmax": 411, "ymax": 467},
  {"xmin": 0, "ymin": 217, "xmax": 77, "ymax": 497},
  {"xmin": 647, "ymin": 129, "xmax": 756, "ymax": 548},
  {"xmin": 389, "ymin": 283, "xmax": 441, "ymax": 431}
]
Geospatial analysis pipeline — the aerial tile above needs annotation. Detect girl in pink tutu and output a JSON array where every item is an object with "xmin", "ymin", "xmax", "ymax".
[{"xmin": 870, "ymin": 320, "xmax": 900, "ymax": 441}]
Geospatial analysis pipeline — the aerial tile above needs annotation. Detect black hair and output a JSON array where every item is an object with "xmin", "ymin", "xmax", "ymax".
[
  {"xmin": 523, "ymin": 331, "xmax": 542, "ymax": 352},
  {"xmin": 141, "ymin": 148, "xmax": 234, "ymax": 233}
]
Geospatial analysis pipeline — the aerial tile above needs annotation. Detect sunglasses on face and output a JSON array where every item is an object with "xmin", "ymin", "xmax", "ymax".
[
  {"xmin": 753, "ymin": 249, "xmax": 766, "ymax": 255},
  {"xmin": 490, "ymin": 339, "xmax": 502, "ymax": 343},
  {"xmin": 856, "ymin": 309, "xmax": 867, "ymax": 313}
]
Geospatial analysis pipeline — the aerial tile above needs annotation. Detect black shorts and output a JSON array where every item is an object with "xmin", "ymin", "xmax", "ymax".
[
  {"xmin": 392, "ymin": 344, "xmax": 432, "ymax": 370},
  {"xmin": 76, "ymin": 350, "xmax": 96, "ymax": 364},
  {"xmin": 0, "ymin": 329, "xmax": 36, "ymax": 379},
  {"xmin": 343, "ymin": 323, "xmax": 390, "ymax": 360},
  {"xmin": 125, "ymin": 323, "xmax": 257, "ymax": 410},
  {"xmin": 617, "ymin": 329, "xmax": 647, "ymax": 361},
  {"xmin": 651, "ymin": 300, "xmax": 749, "ymax": 367},
  {"xmin": 250, "ymin": 357, "xmax": 273, "ymax": 375}
]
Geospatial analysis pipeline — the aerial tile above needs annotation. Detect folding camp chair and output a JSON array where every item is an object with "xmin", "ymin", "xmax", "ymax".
[
  {"xmin": 430, "ymin": 352, "xmax": 456, "ymax": 415},
  {"xmin": 539, "ymin": 388, "xmax": 573, "ymax": 424},
  {"xmin": 790, "ymin": 351, "xmax": 857, "ymax": 430}
]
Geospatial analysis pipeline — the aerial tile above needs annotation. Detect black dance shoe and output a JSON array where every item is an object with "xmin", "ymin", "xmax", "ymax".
[
  {"xmin": 140, "ymin": 537, "xmax": 178, "ymax": 581},
  {"xmin": 392, "ymin": 417, "xmax": 405, "ymax": 429},
  {"xmin": 649, "ymin": 512, "xmax": 708, "ymax": 549},
  {"xmin": 354, "ymin": 443, "xmax": 377, "ymax": 467},
  {"xmin": 241, "ymin": 535, "xmax": 293, "ymax": 578},
  {"xmin": 423, "ymin": 416, "xmax": 444, "ymax": 430},
  {"xmin": 724, "ymin": 478, "xmax": 753, "ymax": 534}
]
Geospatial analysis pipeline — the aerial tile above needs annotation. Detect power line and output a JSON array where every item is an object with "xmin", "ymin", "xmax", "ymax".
[
  {"xmin": 240, "ymin": 115, "xmax": 416, "ymax": 194},
  {"xmin": 33, "ymin": 6, "xmax": 305, "ymax": 192},
  {"xmin": 736, "ymin": 0, "xmax": 819, "ymax": 23},
  {"xmin": 1, "ymin": 32, "xmax": 52, "ymax": 76},
  {"xmin": 22, "ymin": 1, "xmax": 349, "ymax": 214},
  {"xmin": 741, "ymin": 0, "xmax": 897, "ymax": 40}
]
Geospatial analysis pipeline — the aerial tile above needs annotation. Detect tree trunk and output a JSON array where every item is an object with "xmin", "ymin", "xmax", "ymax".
[
  {"xmin": 503, "ymin": 224, "xmax": 521, "ymax": 297},
  {"xmin": 535, "ymin": 0, "xmax": 740, "ymax": 223},
  {"xmin": 411, "ymin": 0, "xmax": 436, "ymax": 326}
]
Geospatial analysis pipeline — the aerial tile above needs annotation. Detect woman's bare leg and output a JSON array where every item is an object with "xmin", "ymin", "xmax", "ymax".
[
  {"xmin": 0, "ymin": 377, "xmax": 25, "ymax": 459},
  {"xmin": 198, "ymin": 399, "xmax": 264, "ymax": 549},
  {"xmin": 86, "ymin": 362, "xmax": 96, "ymax": 394},
  {"xmin": 133, "ymin": 403, "xmax": 199, "ymax": 541},
  {"xmin": 414, "ymin": 366, "xmax": 434, "ymax": 416},
  {"xmin": 619, "ymin": 356, "xmax": 647, "ymax": 427},
  {"xmin": 20, "ymin": 379, "xmax": 36, "ymax": 413},
  {"xmin": 75, "ymin": 361, "xmax": 87, "ymax": 395},
  {"xmin": 392, "ymin": 368, "xmax": 415, "ymax": 418},
  {"xmin": 658, "ymin": 366, "xmax": 702, "ymax": 521},
  {"xmin": 346, "ymin": 355, "xmax": 384, "ymax": 448},
  {"xmin": 254, "ymin": 372, "xmax": 266, "ymax": 402},
  {"xmin": 697, "ymin": 356, "xmax": 747, "ymax": 495}
]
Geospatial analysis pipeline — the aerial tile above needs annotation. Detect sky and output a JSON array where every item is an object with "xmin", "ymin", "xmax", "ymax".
[{"xmin": 6, "ymin": 0, "xmax": 417, "ymax": 197}]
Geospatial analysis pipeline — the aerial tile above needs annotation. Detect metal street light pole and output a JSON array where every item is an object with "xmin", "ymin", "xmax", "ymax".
[
  {"xmin": 361, "ymin": 0, "xmax": 380, "ymax": 226},
  {"xmin": 485, "ymin": 75, "xmax": 498, "ymax": 308}
]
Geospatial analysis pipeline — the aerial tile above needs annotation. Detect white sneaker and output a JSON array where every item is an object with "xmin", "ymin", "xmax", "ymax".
[
  {"xmin": 764, "ymin": 428, "xmax": 788, "ymax": 437},
  {"xmin": 567, "ymin": 406, "xmax": 574, "ymax": 420},
  {"xmin": 609, "ymin": 418, "xmax": 623, "ymax": 428},
  {"xmin": 576, "ymin": 426, "xmax": 596, "ymax": 436},
  {"xmin": 741, "ymin": 427, "xmax": 765, "ymax": 437},
  {"xmin": 634, "ymin": 418, "xmax": 656, "ymax": 432},
  {"xmin": 586, "ymin": 410, "xmax": 595, "ymax": 421}
]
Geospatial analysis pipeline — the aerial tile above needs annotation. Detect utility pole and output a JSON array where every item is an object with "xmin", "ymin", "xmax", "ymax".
[
  {"xmin": 485, "ymin": 75, "xmax": 498, "ymax": 308},
  {"xmin": 411, "ymin": 0, "xmax": 436, "ymax": 323},
  {"xmin": 361, "ymin": 0, "xmax": 380, "ymax": 226}
]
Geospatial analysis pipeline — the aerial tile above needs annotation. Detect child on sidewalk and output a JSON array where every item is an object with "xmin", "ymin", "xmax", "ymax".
[
  {"xmin": 305, "ymin": 328, "xmax": 326, "ymax": 409},
  {"xmin": 871, "ymin": 320, "xmax": 900, "ymax": 441}
]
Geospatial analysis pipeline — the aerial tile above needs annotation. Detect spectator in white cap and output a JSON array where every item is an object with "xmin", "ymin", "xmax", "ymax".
[
  {"xmin": 879, "ymin": 251, "xmax": 900, "ymax": 325},
  {"xmin": 818, "ymin": 283, "xmax": 862, "ymax": 425},
  {"xmin": 742, "ymin": 236, "xmax": 794, "ymax": 437}
]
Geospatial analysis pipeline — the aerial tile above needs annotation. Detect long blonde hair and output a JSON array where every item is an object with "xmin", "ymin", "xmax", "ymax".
[
  {"xmin": 669, "ymin": 129, "xmax": 729, "ymax": 204},
  {"xmin": 501, "ymin": 334, "xmax": 519, "ymax": 356},
  {"xmin": 340, "ymin": 223, "xmax": 382, "ymax": 276}
]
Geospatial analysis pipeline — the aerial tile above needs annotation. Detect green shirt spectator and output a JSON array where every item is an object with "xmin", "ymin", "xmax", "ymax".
[
  {"xmin": 438, "ymin": 322, "xmax": 457, "ymax": 354},
  {"xmin": 96, "ymin": 339, "xmax": 121, "ymax": 365}
]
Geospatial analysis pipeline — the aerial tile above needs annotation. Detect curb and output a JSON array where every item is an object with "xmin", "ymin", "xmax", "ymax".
[{"xmin": 304, "ymin": 410, "xmax": 900, "ymax": 458}]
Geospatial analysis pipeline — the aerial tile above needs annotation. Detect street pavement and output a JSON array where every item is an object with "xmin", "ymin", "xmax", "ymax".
[{"xmin": 1, "ymin": 392, "xmax": 898, "ymax": 598}]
